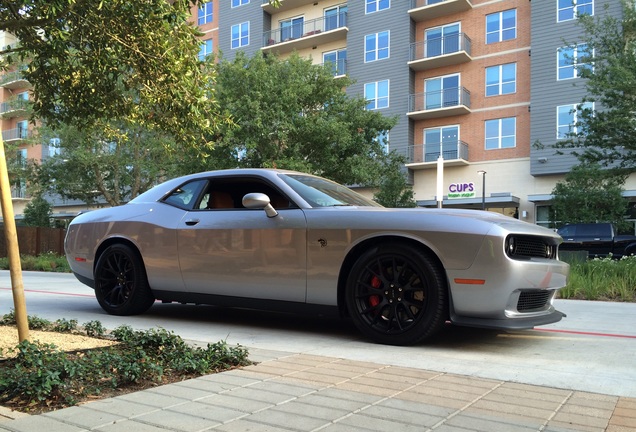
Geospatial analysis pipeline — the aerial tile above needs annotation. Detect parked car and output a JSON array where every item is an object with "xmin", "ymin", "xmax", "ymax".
[
  {"xmin": 557, "ymin": 223, "xmax": 636, "ymax": 259},
  {"xmin": 65, "ymin": 169, "xmax": 569, "ymax": 345}
]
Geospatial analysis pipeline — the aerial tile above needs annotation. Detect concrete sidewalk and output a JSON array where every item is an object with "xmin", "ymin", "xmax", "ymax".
[{"xmin": 0, "ymin": 348, "xmax": 634, "ymax": 432}]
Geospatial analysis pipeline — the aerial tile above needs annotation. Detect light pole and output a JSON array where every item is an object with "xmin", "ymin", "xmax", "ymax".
[{"xmin": 478, "ymin": 170, "xmax": 486, "ymax": 210}]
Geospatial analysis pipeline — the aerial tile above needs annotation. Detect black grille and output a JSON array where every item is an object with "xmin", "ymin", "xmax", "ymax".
[
  {"xmin": 506, "ymin": 236, "xmax": 557, "ymax": 259},
  {"xmin": 517, "ymin": 290, "xmax": 552, "ymax": 312}
]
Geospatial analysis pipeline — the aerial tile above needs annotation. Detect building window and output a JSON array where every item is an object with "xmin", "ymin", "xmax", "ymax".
[
  {"xmin": 557, "ymin": 102, "xmax": 593, "ymax": 138},
  {"xmin": 536, "ymin": 205, "xmax": 554, "ymax": 228},
  {"xmin": 199, "ymin": 39, "xmax": 213, "ymax": 60},
  {"xmin": 485, "ymin": 117, "xmax": 516, "ymax": 149},
  {"xmin": 17, "ymin": 92, "xmax": 28, "ymax": 101},
  {"xmin": 324, "ymin": 5, "xmax": 347, "ymax": 31},
  {"xmin": 425, "ymin": 23, "xmax": 460, "ymax": 58},
  {"xmin": 558, "ymin": 44, "xmax": 592, "ymax": 80},
  {"xmin": 485, "ymin": 63, "xmax": 516, "ymax": 96},
  {"xmin": 366, "ymin": 0, "xmax": 390, "ymax": 14},
  {"xmin": 365, "ymin": 80, "xmax": 389, "ymax": 110},
  {"xmin": 17, "ymin": 120, "xmax": 28, "ymax": 139},
  {"xmin": 280, "ymin": 16, "xmax": 304, "ymax": 41},
  {"xmin": 558, "ymin": 0, "xmax": 593, "ymax": 22},
  {"xmin": 424, "ymin": 125, "xmax": 459, "ymax": 162},
  {"xmin": 424, "ymin": 74, "xmax": 460, "ymax": 109},
  {"xmin": 374, "ymin": 131, "xmax": 389, "ymax": 154},
  {"xmin": 486, "ymin": 9, "xmax": 516, "ymax": 44},
  {"xmin": 232, "ymin": 0, "xmax": 249, "ymax": 7},
  {"xmin": 198, "ymin": 3, "xmax": 213, "ymax": 25},
  {"xmin": 17, "ymin": 148, "xmax": 27, "ymax": 166},
  {"xmin": 48, "ymin": 138, "xmax": 61, "ymax": 157},
  {"xmin": 323, "ymin": 49, "xmax": 347, "ymax": 76},
  {"xmin": 365, "ymin": 31, "xmax": 389, "ymax": 63},
  {"xmin": 231, "ymin": 22, "xmax": 249, "ymax": 49}
]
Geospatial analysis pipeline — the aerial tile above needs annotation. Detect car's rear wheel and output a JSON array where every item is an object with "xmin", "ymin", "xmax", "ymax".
[
  {"xmin": 94, "ymin": 244, "xmax": 154, "ymax": 316},
  {"xmin": 345, "ymin": 243, "xmax": 448, "ymax": 346}
]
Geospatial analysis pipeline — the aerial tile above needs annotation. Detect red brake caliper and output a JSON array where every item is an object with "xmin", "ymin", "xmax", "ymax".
[{"xmin": 369, "ymin": 276, "xmax": 382, "ymax": 307}]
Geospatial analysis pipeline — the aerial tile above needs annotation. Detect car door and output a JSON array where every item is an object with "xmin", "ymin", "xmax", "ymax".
[{"xmin": 176, "ymin": 177, "xmax": 308, "ymax": 302}]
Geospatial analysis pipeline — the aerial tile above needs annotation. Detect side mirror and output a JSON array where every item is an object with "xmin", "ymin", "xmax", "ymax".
[{"xmin": 242, "ymin": 193, "xmax": 278, "ymax": 218}]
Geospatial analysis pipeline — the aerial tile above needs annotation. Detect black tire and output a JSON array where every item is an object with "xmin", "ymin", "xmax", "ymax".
[
  {"xmin": 345, "ymin": 243, "xmax": 448, "ymax": 346},
  {"xmin": 94, "ymin": 244, "xmax": 155, "ymax": 316}
]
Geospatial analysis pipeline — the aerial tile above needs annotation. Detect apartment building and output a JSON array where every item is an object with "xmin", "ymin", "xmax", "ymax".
[
  {"xmin": 1, "ymin": 1, "xmax": 633, "ymax": 228},
  {"xmin": 209, "ymin": 0, "xmax": 635, "ymax": 228},
  {"xmin": 0, "ymin": 31, "xmax": 35, "ymax": 216},
  {"xmin": 528, "ymin": 0, "xmax": 635, "ymax": 227}
]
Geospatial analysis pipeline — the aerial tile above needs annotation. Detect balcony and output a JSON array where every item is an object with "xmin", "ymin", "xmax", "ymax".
[
  {"xmin": 408, "ymin": 87, "xmax": 471, "ymax": 120},
  {"xmin": 408, "ymin": 0, "xmax": 473, "ymax": 22},
  {"xmin": 407, "ymin": 141, "xmax": 469, "ymax": 169},
  {"xmin": 11, "ymin": 184, "xmax": 27, "ymax": 199},
  {"xmin": 262, "ymin": 13, "xmax": 348, "ymax": 55},
  {"xmin": 0, "ymin": 98, "xmax": 29, "ymax": 118},
  {"xmin": 409, "ymin": 33, "xmax": 472, "ymax": 71},
  {"xmin": 261, "ymin": 0, "xmax": 318, "ymax": 14},
  {"xmin": 2, "ymin": 127, "xmax": 29, "ymax": 142},
  {"xmin": 0, "ymin": 70, "xmax": 29, "ymax": 90}
]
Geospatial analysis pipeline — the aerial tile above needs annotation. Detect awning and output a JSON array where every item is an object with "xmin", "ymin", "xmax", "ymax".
[{"xmin": 418, "ymin": 193, "xmax": 520, "ymax": 209}]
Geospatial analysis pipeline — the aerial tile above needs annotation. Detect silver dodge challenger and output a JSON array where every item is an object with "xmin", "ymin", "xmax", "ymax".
[{"xmin": 65, "ymin": 169, "xmax": 569, "ymax": 345}]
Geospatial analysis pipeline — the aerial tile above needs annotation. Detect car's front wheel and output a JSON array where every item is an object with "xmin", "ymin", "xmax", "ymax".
[
  {"xmin": 345, "ymin": 243, "xmax": 448, "ymax": 346},
  {"xmin": 94, "ymin": 244, "xmax": 155, "ymax": 316}
]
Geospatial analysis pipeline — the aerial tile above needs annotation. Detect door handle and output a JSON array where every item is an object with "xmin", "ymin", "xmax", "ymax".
[{"xmin": 185, "ymin": 219, "xmax": 200, "ymax": 226}]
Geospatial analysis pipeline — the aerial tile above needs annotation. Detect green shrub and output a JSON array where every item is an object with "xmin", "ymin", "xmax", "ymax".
[
  {"xmin": 0, "ymin": 321, "xmax": 250, "ymax": 413},
  {"xmin": 52, "ymin": 319, "xmax": 78, "ymax": 333},
  {"xmin": 83, "ymin": 320, "xmax": 106, "ymax": 337},
  {"xmin": 560, "ymin": 255, "xmax": 636, "ymax": 301},
  {"xmin": 0, "ymin": 253, "xmax": 70, "ymax": 272}
]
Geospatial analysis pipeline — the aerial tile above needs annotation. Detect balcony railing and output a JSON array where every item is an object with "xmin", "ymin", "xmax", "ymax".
[
  {"xmin": 408, "ymin": 140, "xmax": 469, "ymax": 164},
  {"xmin": 0, "ymin": 70, "xmax": 29, "ymax": 88},
  {"xmin": 408, "ymin": 87, "xmax": 471, "ymax": 119},
  {"xmin": 263, "ymin": 12, "xmax": 347, "ymax": 47},
  {"xmin": 409, "ymin": 33, "xmax": 472, "ymax": 70},
  {"xmin": 11, "ymin": 184, "xmax": 27, "ymax": 199},
  {"xmin": 0, "ymin": 98, "xmax": 29, "ymax": 116},
  {"xmin": 409, "ymin": 0, "xmax": 473, "ymax": 21},
  {"xmin": 2, "ymin": 127, "xmax": 29, "ymax": 142}
]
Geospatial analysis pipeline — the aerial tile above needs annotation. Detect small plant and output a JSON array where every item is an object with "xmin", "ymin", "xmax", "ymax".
[
  {"xmin": 83, "ymin": 320, "xmax": 106, "ymax": 337},
  {"xmin": 0, "ymin": 321, "xmax": 250, "ymax": 413},
  {"xmin": 1, "ymin": 312, "xmax": 52, "ymax": 330},
  {"xmin": 52, "ymin": 319, "xmax": 78, "ymax": 333}
]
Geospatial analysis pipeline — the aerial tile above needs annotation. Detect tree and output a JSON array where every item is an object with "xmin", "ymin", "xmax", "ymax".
[
  {"xmin": 32, "ymin": 121, "xmax": 186, "ymax": 207},
  {"xmin": 560, "ymin": 1, "xmax": 636, "ymax": 172},
  {"xmin": 22, "ymin": 194, "xmax": 52, "ymax": 227},
  {"xmin": 0, "ymin": 0, "xmax": 223, "ymax": 341},
  {"xmin": 204, "ymin": 52, "xmax": 398, "ymax": 187},
  {"xmin": 1, "ymin": 0, "xmax": 221, "ymax": 149},
  {"xmin": 550, "ymin": 164, "xmax": 628, "ymax": 228},
  {"xmin": 373, "ymin": 156, "xmax": 417, "ymax": 208}
]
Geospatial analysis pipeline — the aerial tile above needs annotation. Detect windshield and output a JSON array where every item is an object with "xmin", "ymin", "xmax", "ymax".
[{"xmin": 279, "ymin": 174, "xmax": 382, "ymax": 208}]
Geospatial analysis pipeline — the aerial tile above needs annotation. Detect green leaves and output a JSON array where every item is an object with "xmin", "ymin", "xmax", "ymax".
[
  {"xmin": 208, "ymin": 52, "xmax": 398, "ymax": 186},
  {"xmin": 560, "ymin": 1, "xmax": 636, "ymax": 171},
  {"xmin": 0, "ymin": 319, "xmax": 250, "ymax": 412},
  {"xmin": 551, "ymin": 164, "xmax": 628, "ymax": 228},
  {"xmin": 1, "ymin": 0, "xmax": 221, "ymax": 150}
]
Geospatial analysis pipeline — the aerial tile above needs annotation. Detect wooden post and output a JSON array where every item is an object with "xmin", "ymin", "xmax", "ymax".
[{"xmin": 0, "ymin": 135, "xmax": 29, "ymax": 342}]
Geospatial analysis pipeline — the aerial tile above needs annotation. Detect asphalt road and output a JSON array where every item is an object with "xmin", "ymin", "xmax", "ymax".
[{"xmin": 1, "ymin": 270, "xmax": 635, "ymax": 398}]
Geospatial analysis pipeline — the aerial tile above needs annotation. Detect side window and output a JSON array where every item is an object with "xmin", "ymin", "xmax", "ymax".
[
  {"xmin": 198, "ymin": 179, "xmax": 294, "ymax": 211},
  {"xmin": 162, "ymin": 180, "xmax": 208, "ymax": 210}
]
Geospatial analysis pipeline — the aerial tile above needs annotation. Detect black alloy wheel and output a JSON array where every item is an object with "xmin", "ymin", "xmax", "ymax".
[
  {"xmin": 346, "ymin": 243, "xmax": 448, "ymax": 346},
  {"xmin": 94, "ymin": 244, "xmax": 155, "ymax": 316}
]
